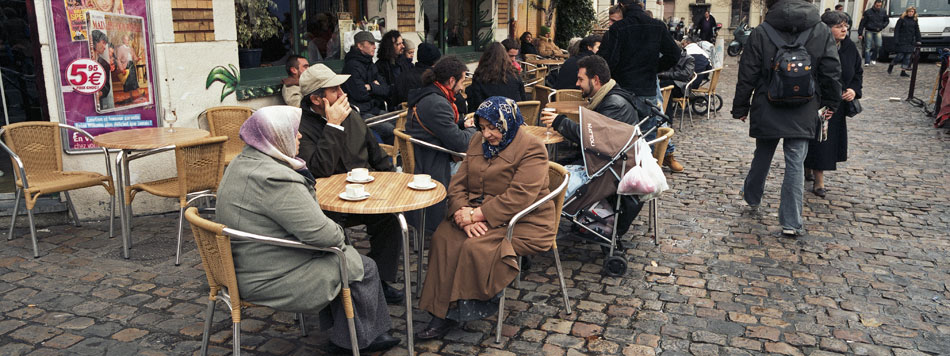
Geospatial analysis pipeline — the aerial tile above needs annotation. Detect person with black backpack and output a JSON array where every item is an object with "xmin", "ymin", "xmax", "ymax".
[{"xmin": 731, "ymin": 0, "xmax": 842, "ymax": 237}]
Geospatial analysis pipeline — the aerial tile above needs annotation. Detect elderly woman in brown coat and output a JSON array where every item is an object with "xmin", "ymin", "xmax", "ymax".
[{"xmin": 416, "ymin": 96, "xmax": 556, "ymax": 339}]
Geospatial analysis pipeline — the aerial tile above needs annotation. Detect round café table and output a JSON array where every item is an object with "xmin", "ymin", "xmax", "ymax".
[
  {"xmin": 94, "ymin": 127, "xmax": 210, "ymax": 259},
  {"xmin": 314, "ymin": 171, "xmax": 446, "ymax": 356},
  {"xmin": 522, "ymin": 125, "xmax": 565, "ymax": 145},
  {"xmin": 528, "ymin": 59, "xmax": 565, "ymax": 67}
]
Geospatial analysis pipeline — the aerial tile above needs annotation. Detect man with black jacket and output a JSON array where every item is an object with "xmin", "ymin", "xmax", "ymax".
[
  {"xmin": 732, "ymin": 0, "xmax": 841, "ymax": 237},
  {"xmin": 599, "ymin": 0, "xmax": 681, "ymax": 99},
  {"xmin": 541, "ymin": 55, "xmax": 647, "ymax": 237},
  {"xmin": 296, "ymin": 64, "xmax": 405, "ymax": 304},
  {"xmin": 342, "ymin": 31, "xmax": 393, "ymax": 142},
  {"xmin": 858, "ymin": 0, "xmax": 888, "ymax": 66},
  {"xmin": 555, "ymin": 35, "xmax": 601, "ymax": 89}
]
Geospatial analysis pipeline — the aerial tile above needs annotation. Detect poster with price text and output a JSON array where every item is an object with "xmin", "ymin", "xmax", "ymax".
[{"xmin": 50, "ymin": 0, "xmax": 157, "ymax": 152}]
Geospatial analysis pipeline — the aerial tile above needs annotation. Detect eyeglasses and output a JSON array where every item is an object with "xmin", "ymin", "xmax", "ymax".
[{"xmin": 832, "ymin": 23, "xmax": 849, "ymax": 30}]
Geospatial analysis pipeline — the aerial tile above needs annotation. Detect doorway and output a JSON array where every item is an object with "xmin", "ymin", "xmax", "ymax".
[{"xmin": 1, "ymin": 0, "xmax": 49, "ymax": 194}]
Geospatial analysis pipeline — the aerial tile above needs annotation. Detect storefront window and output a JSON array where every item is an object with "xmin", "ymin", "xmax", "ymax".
[
  {"xmin": 730, "ymin": 0, "xmax": 750, "ymax": 28},
  {"xmin": 422, "ymin": 0, "xmax": 477, "ymax": 51},
  {"xmin": 235, "ymin": 0, "xmax": 361, "ymax": 69}
]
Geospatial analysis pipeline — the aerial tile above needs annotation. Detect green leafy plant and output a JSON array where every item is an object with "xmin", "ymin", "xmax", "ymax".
[
  {"xmin": 235, "ymin": 0, "xmax": 283, "ymax": 48},
  {"xmin": 206, "ymin": 64, "xmax": 240, "ymax": 102},
  {"xmin": 554, "ymin": 0, "xmax": 596, "ymax": 48}
]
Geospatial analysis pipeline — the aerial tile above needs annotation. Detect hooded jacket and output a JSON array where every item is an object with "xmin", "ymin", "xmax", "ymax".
[
  {"xmin": 341, "ymin": 48, "xmax": 390, "ymax": 115},
  {"xmin": 599, "ymin": 5, "xmax": 682, "ymax": 96},
  {"xmin": 731, "ymin": 0, "xmax": 842, "ymax": 140}
]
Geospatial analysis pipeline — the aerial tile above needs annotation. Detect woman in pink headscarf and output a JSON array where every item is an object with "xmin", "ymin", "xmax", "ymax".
[{"xmin": 215, "ymin": 106, "xmax": 399, "ymax": 353}]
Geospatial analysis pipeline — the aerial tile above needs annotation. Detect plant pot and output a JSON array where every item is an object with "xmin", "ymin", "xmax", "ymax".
[{"xmin": 238, "ymin": 48, "xmax": 262, "ymax": 68}]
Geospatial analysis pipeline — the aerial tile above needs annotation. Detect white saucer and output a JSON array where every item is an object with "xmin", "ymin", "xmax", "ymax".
[
  {"xmin": 346, "ymin": 175, "xmax": 375, "ymax": 183},
  {"xmin": 338, "ymin": 192, "xmax": 370, "ymax": 201},
  {"xmin": 408, "ymin": 181, "xmax": 437, "ymax": 190}
]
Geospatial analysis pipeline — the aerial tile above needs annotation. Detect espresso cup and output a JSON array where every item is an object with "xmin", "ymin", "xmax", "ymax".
[
  {"xmin": 413, "ymin": 174, "xmax": 431, "ymax": 186},
  {"xmin": 345, "ymin": 184, "xmax": 365, "ymax": 198},
  {"xmin": 348, "ymin": 168, "xmax": 370, "ymax": 181}
]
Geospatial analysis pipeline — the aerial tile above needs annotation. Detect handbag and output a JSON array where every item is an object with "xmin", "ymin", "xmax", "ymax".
[{"xmin": 847, "ymin": 98, "xmax": 862, "ymax": 117}]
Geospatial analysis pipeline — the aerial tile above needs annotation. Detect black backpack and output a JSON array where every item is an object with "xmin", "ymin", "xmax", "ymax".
[{"xmin": 760, "ymin": 22, "xmax": 816, "ymax": 106}]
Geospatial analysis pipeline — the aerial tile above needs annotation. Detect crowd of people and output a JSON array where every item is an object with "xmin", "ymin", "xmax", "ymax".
[{"xmin": 213, "ymin": 0, "xmax": 879, "ymax": 352}]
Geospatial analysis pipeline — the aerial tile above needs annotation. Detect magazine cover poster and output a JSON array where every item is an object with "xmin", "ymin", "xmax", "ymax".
[
  {"xmin": 85, "ymin": 10, "xmax": 151, "ymax": 113},
  {"xmin": 63, "ymin": 0, "xmax": 126, "ymax": 41}
]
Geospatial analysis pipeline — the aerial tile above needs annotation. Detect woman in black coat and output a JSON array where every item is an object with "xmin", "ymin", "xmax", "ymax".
[
  {"xmin": 466, "ymin": 42, "xmax": 526, "ymax": 112},
  {"xmin": 888, "ymin": 7, "xmax": 920, "ymax": 77},
  {"xmin": 805, "ymin": 11, "xmax": 863, "ymax": 198}
]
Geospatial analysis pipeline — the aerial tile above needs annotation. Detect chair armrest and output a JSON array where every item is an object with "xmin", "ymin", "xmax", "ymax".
[
  {"xmin": 60, "ymin": 124, "xmax": 114, "ymax": 184},
  {"xmin": 408, "ymin": 137, "xmax": 467, "ymax": 158},
  {"xmin": 366, "ymin": 109, "xmax": 407, "ymax": 127},
  {"xmin": 505, "ymin": 173, "xmax": 570, "ymax": 242},
  {"xmin": 222, "ymin": 228, "xmax": 352, "ymax": 285}
]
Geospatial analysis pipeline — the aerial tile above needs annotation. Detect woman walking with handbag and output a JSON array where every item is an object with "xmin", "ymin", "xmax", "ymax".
[
  {"xmin": 888, "ymin": 7, "xmax": 920, "ymax": 77},
  {"xmin": 805, "ymin": 11, "xmax": 863, "ymax": 198}
]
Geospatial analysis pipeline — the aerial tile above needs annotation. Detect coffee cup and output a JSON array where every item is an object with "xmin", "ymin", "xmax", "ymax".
[
  {"xmin": 412, "ymin": 174, "xmax": 431, "ymax": 186},
  {"xmin": 348, "ymin": 168, "xmax": 370, "ymax": 181},
  {"xmin": 345, "ymin": 184, "xmax": 365, "ymax": 198}
]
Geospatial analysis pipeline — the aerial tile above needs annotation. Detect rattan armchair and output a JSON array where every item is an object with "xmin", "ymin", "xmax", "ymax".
[
  {"xmin": 203, "ymin": 106, "xmax": 253, "ymax": 166},
  {"xmin": 534, "ymin": 84, "xmax": 555, "ymax": 109},
  {"xmin": 126, "ymin": 136, "xmax": 228, "ymax": 265},
  {"xmin": 671, "ymin": 73, "xmax": 699, "ymax": 130},
  {"xmin": 185, "ymin": 206, "xmax": 359, "ymax": 356},
  {"xmin": 495, "ymin": 161, "xmax": 571, "ymax": 343},
  {"xmin": 548, "ymin": 89, "xmax": 584, "ymax": 103},
  {"xmin": 392, "ymin": 129, "xmax": 416, "ymax": 174},
  {"xmin": 0, "ymin": 122, "xmax": 115, "ymax": 258},
  {"xmin": 517, "ymin": 101, "xmax": 542, "ymax": 126},
  {"xmin": 648, "ymin": 127, "xmax": 674, "ymax": 246}
]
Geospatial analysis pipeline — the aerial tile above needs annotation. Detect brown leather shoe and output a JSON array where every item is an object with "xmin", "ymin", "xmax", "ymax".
[{"xmin": 664, "ymin": 154, "xmax": 684, "ymax": 173}]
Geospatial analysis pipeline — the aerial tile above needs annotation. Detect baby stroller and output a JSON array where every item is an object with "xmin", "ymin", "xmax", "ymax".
[{"xmin": 562, "ymin": 107, "xmax": 669, "ymax": 276}]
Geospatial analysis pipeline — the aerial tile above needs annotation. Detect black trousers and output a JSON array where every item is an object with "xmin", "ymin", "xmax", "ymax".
[{"xmin": 325, "ymin": 212, "xmax": 402, "ymax": 282}]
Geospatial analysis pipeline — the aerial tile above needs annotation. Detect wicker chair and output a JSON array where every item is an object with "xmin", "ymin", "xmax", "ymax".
[
  {"xmin": 670, "ymin": 73, "xmax": 698, "ymax": 130},
  {"xmin": 204, "ymin": 106, "xmax": 253, "ymax": 166},
  {"xmin": 648, "ymin": 127, "xmax": 674, "ymax": 246},
  {"xmin": 691, "ymin": 68, "xmax": 722, "ymax": 120},
  {"xmin": 0, "ymin": 122, "xmax": 115, "ymax": 258},
  {"xmin": 517, "ymin": 100, "xmax": 542, "ymax": 126},
  {"xmin": 534, "ymin": 84, "xmax": 555, "ymax": 109},
  {"xmin": 392, "ymin": 129, "xmax": 416, "ymax": 174},
  {"xmin": 549, "ymin": 89, "xmax": 584, "ymax": 103},
  {"xmin": 185, "ymin": 206, "xmax": 359, "ymax": 356},
  {"xmin": 660, "ymin": 85, "xmax": 674, "ymax": 114},
  {"xmin": 126, "ymin": 136, "xmax": 228, "ymax": 265},
  {"xmin": 496, "ymin": 161, "xmax": 571, "ymax": 343}
]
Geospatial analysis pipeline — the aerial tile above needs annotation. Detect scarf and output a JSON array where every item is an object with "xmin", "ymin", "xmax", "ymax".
[
  {"xmin": 238, "ymin": 105, "xmax": 307, "ymax": 170},
  {"xmin": 587, "ymin": 79, "xmax": 617, "ymax": 110},
  {"xmin": 435, "ymin": 81, "xmax": 460, "ymax": 123},
  {"xmin": 475, "ymin": 96, "xmax": 524, "ymax": 159}
]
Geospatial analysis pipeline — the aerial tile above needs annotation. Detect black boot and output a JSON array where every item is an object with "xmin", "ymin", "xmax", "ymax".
[
  {"xmin": 381, "ymin": 282, "xmax": 404, "ymax": 304},
  {"xmin": 900, "ymin": 70, "xmax": 910, "ymax": 77},
  {"xmin": 887, "ymin": 64, "xmax": 894, "ymax": 74},
  {"xmin": 415, "ymin": 317, "xmax": 458, "ymax": 340}
]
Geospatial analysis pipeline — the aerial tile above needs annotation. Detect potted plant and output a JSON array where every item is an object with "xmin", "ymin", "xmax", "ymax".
[{"xmin": 235, "ymin": 0, "xmax": 282, "ymax": 68}]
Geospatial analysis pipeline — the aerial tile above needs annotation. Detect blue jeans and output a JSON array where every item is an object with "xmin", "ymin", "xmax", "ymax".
[
  {"xmin": 742, "ymin": 138, "xmax": 808, "ymax": 232},
  {"xmin": 863, "ymin": 31, "xmax": 882, "ymax": 64},
  {"xmin": 636, "ymin": 93, "xmax": 675, "ymax": 155},
  {"xmin": 893, "ymin": 51, "xmax": 913, "ymax": 70}
]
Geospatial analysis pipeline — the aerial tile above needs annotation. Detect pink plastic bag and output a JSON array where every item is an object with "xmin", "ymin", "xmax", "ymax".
[{"xmin": 617, "ymin": 165, "xmax": 656, "ymax": 195}]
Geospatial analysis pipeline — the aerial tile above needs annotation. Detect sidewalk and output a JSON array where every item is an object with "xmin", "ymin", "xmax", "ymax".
[{"xmin": 0, "ymin": 58, "xmax": 948, "ymax": 355}]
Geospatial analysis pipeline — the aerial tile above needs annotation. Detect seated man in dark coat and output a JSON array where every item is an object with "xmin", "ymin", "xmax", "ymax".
[
  {"xmin": 541, "ymin": 55, "xmax": 649, "ymax": 237},
  {"xmin": 393, "ymin": 43, "xmax": 442, "ymax": 107},
  {"xmin": 555, "ymin": 34, "xmax": 601, "ymax": 89},
  {"xmin": 342, "ymin": 31, "xmax": 393, "ymax": 143},
  {"xmin": 296, "ymin": 63, "xmax": 405, "ymax": 304}
]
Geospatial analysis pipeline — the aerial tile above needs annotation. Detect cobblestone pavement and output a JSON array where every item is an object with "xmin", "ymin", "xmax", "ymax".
[{"xmin": 1, "ymin": 57, "xmax": 949, "ymax": 356}]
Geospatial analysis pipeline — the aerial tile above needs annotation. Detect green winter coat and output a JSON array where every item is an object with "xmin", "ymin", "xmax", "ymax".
[{"xmin": 215, "ymin": 146, "xmax": 364, "ymax": 313}]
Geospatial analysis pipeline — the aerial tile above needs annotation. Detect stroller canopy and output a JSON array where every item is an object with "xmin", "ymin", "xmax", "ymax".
[{"xmin": 563, "ymin": 107, "xmax": 640, "ymax": 215}]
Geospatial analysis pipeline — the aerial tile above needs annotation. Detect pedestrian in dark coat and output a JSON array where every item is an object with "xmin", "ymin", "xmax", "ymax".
[
  {"xmin": 405, "ymin": 56, "xmax": 477, "ymax": 233},
  {"xmin": 805, "ymin": 11, "xmax": 863, "ymax": 198},
  {"xmin": 694, "ymin": 11, "xmax": 718, "ymax": 42},
  {"xmin": 888, "ymin": 7, "xmax": 921, "ymax": 76},
  {"xmin": 731, "ymin": 0, "xmax": 842, "ymax": 236},
  {"xmin": 465, "ymin": 42, "xmax": 526, "ymax": 112},
  {"xmin": 598, "ymin": 0, "xmax": 681, "ymax": 97}
]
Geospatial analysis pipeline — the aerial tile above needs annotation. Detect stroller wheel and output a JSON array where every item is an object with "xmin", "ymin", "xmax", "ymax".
[
  {"xmin": 603, "ymin": 256, "xmax": 628, "ymax": 277},
  {"xmin": 691, "ymin": 94, "xmax": 723, "ymax": 114}
]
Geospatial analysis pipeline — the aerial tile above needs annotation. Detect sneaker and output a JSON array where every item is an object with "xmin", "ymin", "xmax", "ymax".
[
  {"xmin": 781, "ymin": 228, "xmax": 805, "ymax": 237},
  {"xmin": 871, "ymin": 60, "xmax": 877, "ymax": 65},
  {"xmin": 864, "ymin": 63, "xmax": 870, "ymax": 67}
]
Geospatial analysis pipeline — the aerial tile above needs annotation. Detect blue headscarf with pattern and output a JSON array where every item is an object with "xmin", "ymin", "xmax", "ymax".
[{"xmin": 475, "ymin": 96, "xmax": 524, "ymax": 159}]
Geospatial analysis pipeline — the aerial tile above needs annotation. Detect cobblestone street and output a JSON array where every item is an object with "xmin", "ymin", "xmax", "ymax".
[{"xmin": 0, "ymin": 57, "xmax": 948, "ymax": 356}]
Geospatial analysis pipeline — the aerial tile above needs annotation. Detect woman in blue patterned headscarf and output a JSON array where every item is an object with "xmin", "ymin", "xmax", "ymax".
[
  {"xmin": 416, "ymin": 96, "xmax": 556, "ymax": 340},
  {"xmin": 475, "ymin": 96, "xmax": 524, "ymax": 158}
]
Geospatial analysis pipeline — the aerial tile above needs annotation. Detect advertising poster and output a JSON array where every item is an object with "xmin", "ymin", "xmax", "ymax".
[
  {"xmin": 63, "ymin": 0, "xmax": 126, "ymax": 41},
  {"xmin": 50, "ymin": 0, "xmax": 157, "ymax": 152}
]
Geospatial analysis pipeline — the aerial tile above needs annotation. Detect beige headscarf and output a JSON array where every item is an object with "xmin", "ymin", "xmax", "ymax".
[{"xmin": 238, "ymin": 105, "xmax": 306, "ymax": 170}]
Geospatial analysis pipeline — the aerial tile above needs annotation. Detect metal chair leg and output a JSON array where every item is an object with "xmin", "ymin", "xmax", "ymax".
[
  {"xmin": 200, "ymin": 298, "xmax": 216, "ymax": 356},
  {"xmin": 495, "ymin": 287, "xmax": 507, "ymax": 344},
  {"xmin": 232, "ymin": 321, "xmax": 241, "ymax": 356},
  {"xmin": 515, "ymin": 256, "xmax": 522, "ymax": 288},
  {"xmin": 108, "ymin": 192, "xmax": 115, "ymax": 238},
  {"xmin": 175, "ymin": 206, "xmax": 185, "ymax": 266},
  {"xmin": 552, "ymin": 247, "xmax": 572, "ymax": 314},
  {"xmin": 296, "ymin": 313, "xmax": 308, "ymax": 336},
  {"xmin": 7, "ymin": 188, "xmax": 21, "ymax": 240},
  {"xmin": 651, "ymin": 199, "xmax": 659, "ymax": 245},
  {"xmin": 26, "ymin": 208, "xmax": 38, "ymax": 258},
  {"xmin": 63, "ymin": 192, "xmax": 81, "ymax": 227}
]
